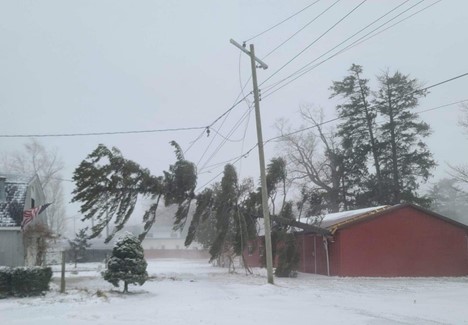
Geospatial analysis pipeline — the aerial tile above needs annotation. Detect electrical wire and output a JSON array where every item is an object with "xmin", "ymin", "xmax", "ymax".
[
  {"xmin": 261, "ymin": 0, "xmax": 414, "ymax": 94},
  {"xmin": 339, "ymin": 0, "xmax": 441, "ymax": 57},
  {"xmin": 195, "ymin": 143, "xmax": 258, "ymax": 192},
  {"xmin": 261, "ymin": 0, "xmax": 436, "ymax": 98},
  {"xmin": 198, "ymin": 105, "xmax": 254, "ymax": 172},
  {"xmin": 194, "ymin": 51, "xmax": 253, "ymax": 167},
  {"xmin": 260, "ymin": 0, "xmax": 367, "ymax": 87},
  {"xmin": 0, "ymin": 126, "xmax": 206, "ymax": 138},
  {"xmin": 419, "ymin": 72, "xmax": 468, "ymax": 93},
  {"xmin": 262, "ymin": 0, "xmax": 342, "ymax": 59},
  {"xmin": 243, "ymin": 0, "xmax": 322, "ymax": 43}
]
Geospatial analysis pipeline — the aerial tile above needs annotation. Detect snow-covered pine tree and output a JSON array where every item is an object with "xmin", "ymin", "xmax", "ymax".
[
  {"xmin": 102, "ymin": 232, "xmax": 148, "ymax": 293},
  {"xmin": 68, "ymin": 229, "xmax": 91, "ymax": 267}
]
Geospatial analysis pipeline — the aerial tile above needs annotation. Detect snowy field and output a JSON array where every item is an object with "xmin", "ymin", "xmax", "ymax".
[{"xmin": 1, "ymin": 259, "xmax": 468, "ymax": 325}]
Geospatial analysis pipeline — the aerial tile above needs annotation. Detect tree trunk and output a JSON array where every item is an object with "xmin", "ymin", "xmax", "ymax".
[
  {"xmin": 123, "ymin": 281, "xmax": 128, "ymax": 293},
  {"xmin": 387, "ymin": 84, "xmax": 401, "ymax": 204},
  {"xmin": 358, "ymin": 78, "xmax": 383, "ymax": 203}
]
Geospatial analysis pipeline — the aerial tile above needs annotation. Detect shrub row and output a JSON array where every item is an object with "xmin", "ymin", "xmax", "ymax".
[{"xmin": 0, "ymin": 266, "xmax": 52, "ymax": 298}]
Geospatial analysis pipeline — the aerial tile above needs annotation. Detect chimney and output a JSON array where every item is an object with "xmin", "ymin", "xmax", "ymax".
[{"xmin": 0, "ymin": 176, "xmax": 5, "ymax": 202}]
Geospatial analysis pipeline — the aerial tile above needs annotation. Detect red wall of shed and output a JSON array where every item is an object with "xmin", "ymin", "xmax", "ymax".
[{"xmin": 336, "ymin": 206, "xmax": 468, "ymax": 277}]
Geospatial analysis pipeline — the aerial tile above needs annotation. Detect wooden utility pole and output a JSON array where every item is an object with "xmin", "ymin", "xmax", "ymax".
[{"xmin": 230, "ymin": 39, "xmax": 274, "ymax": 284}]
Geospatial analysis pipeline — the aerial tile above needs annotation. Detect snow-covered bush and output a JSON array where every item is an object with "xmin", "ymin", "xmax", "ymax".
[
  {"xmin": 0, "ymin": 266, "xmax": 52, "ymax": 297},
  {"xmin": 102, "ymin": 232, "xmax": 148, "ymax": 293},
  {"xmin": 0, "ymin": 267, "xmax": 12, "ymax": 298}
]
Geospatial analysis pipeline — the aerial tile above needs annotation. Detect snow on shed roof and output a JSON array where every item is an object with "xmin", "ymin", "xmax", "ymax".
[{"xmin": 301, "ymin": 206, "xmax": 389, "ymax": 230}]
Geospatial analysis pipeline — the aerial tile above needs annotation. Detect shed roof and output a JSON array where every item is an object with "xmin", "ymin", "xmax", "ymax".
[
  {"xmin": 0, "ymin": 173, "xmax": 35, "ymax": 227},
  {"xmin": 300, "ymin": 206, "xmax": 389, "ymax": 232},
  {"xmin": 305, "ymin": 203, "xmax": 468, "ymax": 234}
]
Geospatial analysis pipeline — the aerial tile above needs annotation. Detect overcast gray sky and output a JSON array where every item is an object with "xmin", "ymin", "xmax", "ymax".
[{"xmin": 1, "ymin": 0, "xmax": 467, "ymax": 226}]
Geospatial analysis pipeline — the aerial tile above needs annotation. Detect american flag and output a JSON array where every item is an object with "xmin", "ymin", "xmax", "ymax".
[{"xmin": 21, "ymin": 203, "xmax": 51, "ymax": 230}]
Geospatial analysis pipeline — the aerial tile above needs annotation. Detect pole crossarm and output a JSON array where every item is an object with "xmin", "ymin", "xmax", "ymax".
[{"xmin": 230, "ymin": 39, "xmax": 268, "ymax": 70}]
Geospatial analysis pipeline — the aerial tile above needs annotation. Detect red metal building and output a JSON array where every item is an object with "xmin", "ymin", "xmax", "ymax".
[{"xmin": 246, "ymin": 204, "xmax": 468, "ymax": 277}]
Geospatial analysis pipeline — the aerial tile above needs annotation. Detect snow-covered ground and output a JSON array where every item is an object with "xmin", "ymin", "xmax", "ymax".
[{"xmin": 1, "ymin": 258, "xmax": 467, "ymax": 324}]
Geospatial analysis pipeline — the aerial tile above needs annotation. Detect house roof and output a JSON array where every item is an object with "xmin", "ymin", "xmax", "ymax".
[
  {"xmin": 0, "ymin": 173, "xmax": 35, "ymax": 227},
  {"xmin": 302, "ymin": 203, "xmax": 468, "ymax": 235}
]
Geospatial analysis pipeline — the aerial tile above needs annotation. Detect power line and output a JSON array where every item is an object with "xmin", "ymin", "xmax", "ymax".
[
  {"xmin": 339, "ymin": 0, "xmax": 441, "ymax": 58},
  {"xmin": 419, "ymin": 72, "xmax": 468, "ymax": 93},
  {"xmin": 262, "ymin": 0, "xmax": 342, "ymax": 59},
  {"xmin": 243, "ymin": 0, "xmax": 322, "ymax": 43},
  {"xmin": 416, "ymin": 99, "xmax": 468, "ymax": 114},
  {"xmin": 198, "ymin": 105, "xmax": 254, "ymax": 172},
  {"xmin": 261, "ymin": 0, "xmax": 414, "ymax": 94},
  {"xmin": 195, "ymin": 143, "xmax": 258, "ymax": 192},
  {"xmin": 184, "ymin": 53, "xmax": 253, "ymax": 156},
  {"xmin": 260, "ymin": 0, "xmax": 367, "ymax": 87},
  {"xmin": 207, "ymin": 92, "xmax": 252, "ymax": 128},
  {"xmin": 0, "ymin": 95, "xmax": 251, "ymax": 139},
  {"xmin": 261, "ymin": 0, "xmax": 432, "ymax": 98},
  {"xmin": 0, "ymin": 126, "xmax": 206, "ymax": 138}
]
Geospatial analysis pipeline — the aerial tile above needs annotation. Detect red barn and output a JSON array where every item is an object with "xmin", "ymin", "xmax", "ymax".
[{"xmin": 246, "ymin": 204, "xmax": 468, "ymax": 277}]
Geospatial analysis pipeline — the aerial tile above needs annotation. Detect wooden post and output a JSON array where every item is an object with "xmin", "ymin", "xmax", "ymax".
[{"xmin": 60, "ymin": 250, "xmax": 66, "ymax": 293}]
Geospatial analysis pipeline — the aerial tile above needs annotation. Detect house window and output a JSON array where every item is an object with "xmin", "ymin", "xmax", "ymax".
[{"xmin": 247, "ymin": 245, "xmax": 254, "ymax": 256}]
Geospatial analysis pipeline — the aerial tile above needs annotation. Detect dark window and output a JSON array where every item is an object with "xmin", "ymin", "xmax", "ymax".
[
  {"xmin": 31, "ymin": 198, "xmax": 35, "ymax": 208},
  {"xmin": 247, "ymin": 245, "xmax": 254, "ymax": 256}
]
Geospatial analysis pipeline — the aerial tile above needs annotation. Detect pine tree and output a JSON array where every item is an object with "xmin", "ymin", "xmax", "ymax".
[
  {"xmin": 374, "ymin": 70, "xmax": 435, "ymax": 205},
  {"xmin": 102, "ymin": 232, "xmax": 148, "ymax": 293},
  {"xmin": 330, "ymin": 66, "xmax": 435, "ymax": 207},
  {"xmin": 68, "ymin": 229, "xmax": 91, "ymax": 267},
  {"xmin": 184, "ymin": 165, "xmax": 257, "ymax": 271},
  {"xmin": 208, "ymin": 164, "xmax": 241, "ymax": 268},
  {"xmin": 72, "ymin": 141, "xmax": 196, "ymax": 243},
  {"xmin": 330, "ymin": 64, "xmax": 381, "ymax": 206}
]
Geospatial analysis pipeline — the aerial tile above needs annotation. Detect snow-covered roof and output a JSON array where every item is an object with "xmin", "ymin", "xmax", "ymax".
[
  {"xmin": 0, "ymin": 173, "xmax": 35, "ymax": 227},
  {"xmin": 301, "ymin": 206, "xmax": 389, "ymax": 230}
]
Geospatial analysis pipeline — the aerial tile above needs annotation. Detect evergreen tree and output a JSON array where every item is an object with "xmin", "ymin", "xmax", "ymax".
[
  {"xmin": 374, "ymin": 70, "xmax": 435, "ymax": 205},
  {"xmin": 330, "ymin": 64, "xmax": 381, "ymax": 206},
  {"xmin": 185, "ymin": 165, "xmax": 257, "ymax": 271},
  {"xmin": 72, "ymin": 142, "xmax": 196, "ymax": 243},
  {"xmin": 330, "ymin": 65, "xmax": 435, "ymax": 207},
  {"xmin": 263, "ymin": 158, "xmax": 300, "ymax": 277},
  {"xmin": 102, "ymin": 232, "xmax": 148, "ymax": 293},
  {"xmin": 68, "ymin": 229, "xmax": 91, "ymax": 267}
]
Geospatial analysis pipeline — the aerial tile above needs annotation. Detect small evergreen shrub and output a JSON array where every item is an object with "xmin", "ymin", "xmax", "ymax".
[
  {"xmin": 102, "ymin": 232, "xmax": 148, "ymax": 293},
  {"xmin": 7, "ymin": 267, "xmax": 52, "ymax": 297}
]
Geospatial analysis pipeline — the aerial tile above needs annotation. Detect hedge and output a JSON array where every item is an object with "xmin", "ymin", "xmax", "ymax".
[{"xmin": 0, "ymin": 266, "xmax": 52, "ymax": 298}]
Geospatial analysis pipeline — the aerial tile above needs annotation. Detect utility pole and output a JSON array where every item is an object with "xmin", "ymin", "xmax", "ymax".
[{"xmin": 230, "ymin": 39, "xmax": 274, "ymax": 284}]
